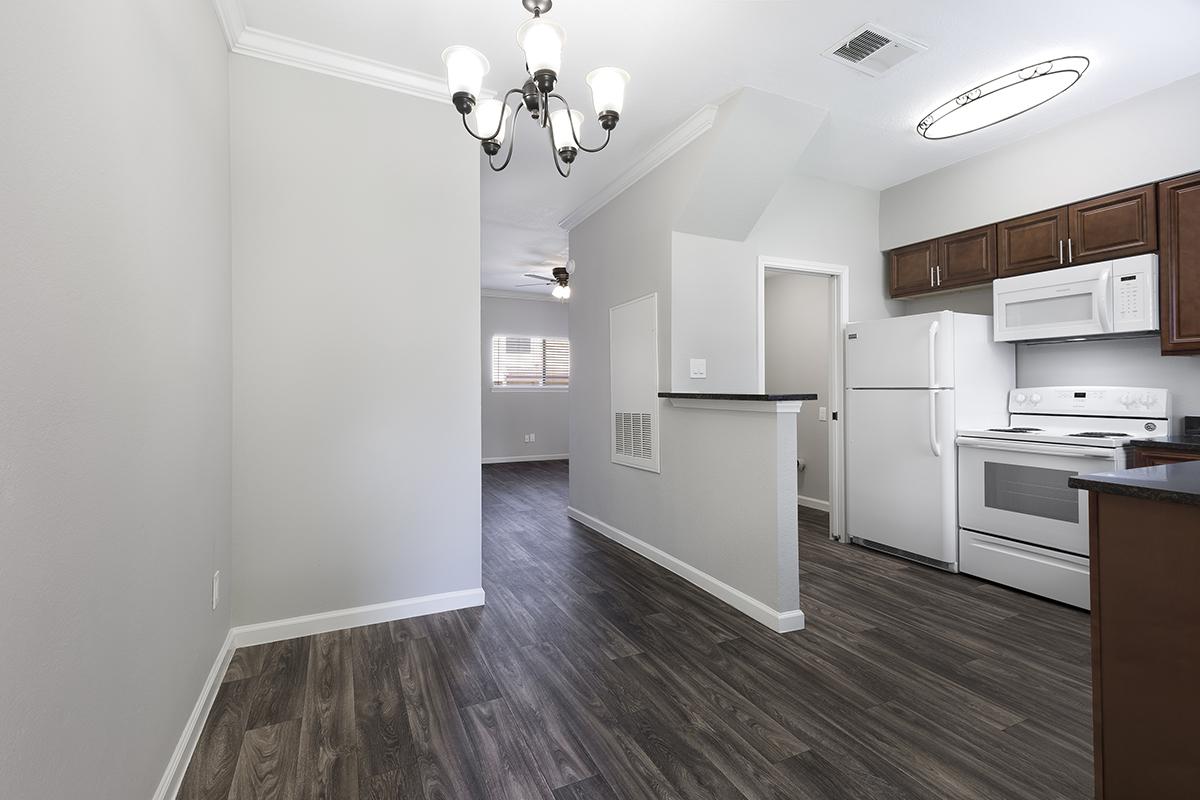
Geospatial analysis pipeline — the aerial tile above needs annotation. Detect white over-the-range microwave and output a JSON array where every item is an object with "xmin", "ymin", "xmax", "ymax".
[{"xmin": 993, "ymin": 254, "xmax": 1158, "ymax": 343}]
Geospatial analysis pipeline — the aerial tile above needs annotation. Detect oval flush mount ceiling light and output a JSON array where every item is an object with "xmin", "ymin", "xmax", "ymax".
[{"xmin": 917, "ymin": 56, "xmax": 1090, "ymax": 140}]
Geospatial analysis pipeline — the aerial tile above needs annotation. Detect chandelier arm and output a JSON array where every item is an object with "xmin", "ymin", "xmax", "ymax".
[
  {"xmin": 547, "ymin": 125, "xmax": 571, "ymax": 178},
  {"xmin": 488, "ymin": 102, "xmax": 523, "ymax": 172},
  {"xmin": 547, "ymin": 93, "xmax": 613, "ymax": 153},
  {"xmin": 459, "ymin": 88, "xmax": 526, "ymax": 142}
]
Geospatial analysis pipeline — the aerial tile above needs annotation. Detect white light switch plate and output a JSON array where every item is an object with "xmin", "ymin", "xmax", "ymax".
[
  {"xmin": 818, "ymin": 406, "xmax": 828, "ymax": 421},
  {"xmin": 689, "ymin": 358, "xmax": 707, "ymax": 379}
]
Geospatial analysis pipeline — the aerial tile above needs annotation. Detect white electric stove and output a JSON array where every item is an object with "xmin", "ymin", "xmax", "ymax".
[{"xmin": 955, "ymin": 386, "xmax": 1171, "ymax": 609}]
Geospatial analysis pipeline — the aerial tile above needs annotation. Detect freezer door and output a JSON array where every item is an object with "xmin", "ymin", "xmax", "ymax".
[
  {"xmin": 846, "ymin": 311, "xmax": 956, "ymax": 389},
  {"xmin": 846, "ymin": 388, "xmax": 958, "ymax": 567}
]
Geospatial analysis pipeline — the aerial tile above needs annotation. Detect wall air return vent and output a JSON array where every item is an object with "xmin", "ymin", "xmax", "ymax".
[
  {"xmin": 610, "ymin": 293, "xmax": 660, "ymax": 473},
  {"xmin": 822, "ymin": 24, "xmax": 926, "ymax": 77},
  {"xmin": 614, "ymin": 412, "xmax": 654, "ymax": 461}
]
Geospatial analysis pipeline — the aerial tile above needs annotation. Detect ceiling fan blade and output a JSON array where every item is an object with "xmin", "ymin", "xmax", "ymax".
[
  {"xmin": 515, "ymin": 282, "xmax": 550, "ymax": 287},
  {"xmin": 523, "ymin": 273, "xmax": 554, "ymax": 281}
]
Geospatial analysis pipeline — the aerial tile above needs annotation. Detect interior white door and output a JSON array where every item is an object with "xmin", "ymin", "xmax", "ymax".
[
  {"xmin": 846, "ymin": 311, "xmax": 955, "ymax": 389},
  {"xmin": 846, "ymin": 388, "xmax": 958, "ymax": 566}
]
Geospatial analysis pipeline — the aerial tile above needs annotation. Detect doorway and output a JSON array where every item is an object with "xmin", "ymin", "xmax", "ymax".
[{"xmin": 756, "ymin": 257, "xmax": 848, "ymax": 543}]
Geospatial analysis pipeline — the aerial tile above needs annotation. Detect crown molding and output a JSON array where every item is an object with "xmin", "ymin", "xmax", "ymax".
[
  {"xmin": 482, "ymin": 289, "xmax": 565, "ymax": 303},
  {"xmin": 558, "ymin": 104, "xmax": 719, "ymax": 230},
  {"xmin": 209, "ymin": 0, "xmax": 489, "ymax": 104}
]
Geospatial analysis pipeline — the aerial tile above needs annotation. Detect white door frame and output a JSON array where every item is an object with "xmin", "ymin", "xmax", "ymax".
[{"xmin": 756, "ymin": 256, "xmax": 849, "ymax": 543}]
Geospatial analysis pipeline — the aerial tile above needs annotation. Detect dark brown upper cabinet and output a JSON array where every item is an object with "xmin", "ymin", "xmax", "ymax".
[
  {"xmin": 937, "ymin": 225, "xmax": 997, "ymax": 289},
  {"xmin": 1158, "ymin": 171, "xmax": 1200, "ymax": 355},
  {"xmin": 1067, "ymin": 184, "xmax": 1157, "ymax": 265},
  {"xmin": 997, "ymin": 207, "xmax": 1069, "ymax": 277},
  {"xmin": 889, "ymin": 239, "xmax": 937, "ymax": 298}
]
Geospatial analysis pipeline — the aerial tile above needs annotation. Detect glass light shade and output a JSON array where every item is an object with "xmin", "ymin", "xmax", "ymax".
[
  {"xmin": 550, "ymin": 109, "xmax": 583, "ymax": 152},
  {"xmin": 474, "ymin": 99, "xmax": 512, "ymax": 143},
  {"xmin": 552, "ymin": 284, "xmax": 570, "ymax": 299},
  {"xmin": 918, "ymin": 56, "xmax": 1089, "ymax": 140},
  {"xmin": 586, "ymin": 67, "xmax": 630, "ymax": 116},
  {"xmin": 441, "ymin": 46, "xmax": 490, "ymax": 98},
  {"xmin": 516, "ymin": 17, "xmax": 565, "ymax": 75}
]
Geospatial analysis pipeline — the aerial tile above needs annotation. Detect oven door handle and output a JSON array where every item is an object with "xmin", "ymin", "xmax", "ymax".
[{"xmin": 955, "ymin": 437, "xmax": 1118, "ymax": 459}]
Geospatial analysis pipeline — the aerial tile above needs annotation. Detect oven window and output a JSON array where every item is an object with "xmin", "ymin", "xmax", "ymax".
[
  {"xmin": 1005, "ymin": 292, "xmax": 1093, "ymax": 328},
  {"xmin": 983, "ymin": 462, "xmax": 1079, "ymax": 523}
]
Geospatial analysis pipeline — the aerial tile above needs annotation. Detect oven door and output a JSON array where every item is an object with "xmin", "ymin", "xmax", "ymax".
[{"xmin": 957, "ymin": 437, "xmax": 1116, "ymax": 555}]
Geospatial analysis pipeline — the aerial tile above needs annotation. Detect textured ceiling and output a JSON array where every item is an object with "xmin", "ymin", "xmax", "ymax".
[{"xmin": 239, "ymin": 0, "xmax": 1200, "ymax": 293}]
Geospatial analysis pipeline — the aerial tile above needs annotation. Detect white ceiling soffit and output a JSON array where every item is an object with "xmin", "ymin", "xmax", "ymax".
[
  {"xmin": 209, "ymin": 0, "xmax": 473, "ymax": 103},
  {"xmin": 558, "ymin": 105, "xmax": 719, "ymax": 231}
]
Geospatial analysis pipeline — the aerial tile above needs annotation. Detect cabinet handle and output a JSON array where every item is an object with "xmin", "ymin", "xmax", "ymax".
[
  {"xmin": 929, "ymin": 266, "xmax": 934, "ymax": 287},
  {"xmin": 1059, "ymin": 239, "xmax": 1064, "ymax": 265},
  {"xmin": 936, "ymin": 265, "xmax": 942, "ymax": 286},
  {"xmin": 1068, "ymin": 237, "xmax": 1073, "ymax": 263}
]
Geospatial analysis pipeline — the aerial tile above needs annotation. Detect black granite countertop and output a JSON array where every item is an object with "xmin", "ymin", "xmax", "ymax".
[
  {"xmin": 1069, "ymin": 461, "xmax": 1200, "ymax": 507},
  {"xmin": 658, "ymin": 392, "xmax": 818, "ymax": 401},
  {"xmin": 1130, "ymin": 435, "xmax": 1200, "ymax": 454}
]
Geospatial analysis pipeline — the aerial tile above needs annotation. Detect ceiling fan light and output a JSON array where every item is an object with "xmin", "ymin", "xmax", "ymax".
[
  {"xmin": 550, "ymin": 108, "xmax": 583, "ymax": 153},
  {"xmin": 552, "ymin": 284, "xmax": 569, "ymax": 299},
  {"xmin": 516, "ymin": 17, "xmax": 565, "ymax": 77},
  {"xmin": 917, "ymin": 56, "xmax": 1089, "ymax": 140},
  {"xmin": 441, "ymin": 46, "xmax": 490, "ymax": 104},
  {"xmin": 474, "ymin": 99, "xmax": 512, "ymax": 143},
  {"xmin": 586, "ymin": 67, "xmax": 630, "ymax": 117}
]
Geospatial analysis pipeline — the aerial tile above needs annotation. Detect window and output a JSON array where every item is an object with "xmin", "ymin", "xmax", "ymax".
[{"xmin": 491, "ymin": 335, "xmax": 570, "ymax": 389}]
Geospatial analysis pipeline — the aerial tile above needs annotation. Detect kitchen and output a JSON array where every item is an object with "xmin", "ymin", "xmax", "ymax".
[{"xmin": 848, "ymin": 167, "xmax": 1200, "ymax": 796}]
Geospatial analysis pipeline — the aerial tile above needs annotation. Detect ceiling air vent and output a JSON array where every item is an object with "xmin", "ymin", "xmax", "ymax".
[{"xmin": 822, "ymin": 24, "xmax": 927, "ymax": 77}]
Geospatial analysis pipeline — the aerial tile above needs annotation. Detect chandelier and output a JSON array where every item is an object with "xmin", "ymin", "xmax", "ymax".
[{"xmin": 441, "ymin": 0, "xmax": 630, "ymax": 178}]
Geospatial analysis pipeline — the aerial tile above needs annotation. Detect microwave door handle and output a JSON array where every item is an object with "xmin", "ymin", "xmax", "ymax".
[
  {"xmin": 1097, "ymin": 267, "xmax": 1113, "ymax": 332},
  {"xmin": 929, "ymin": 390, "xmax": 941, "ymax": 458},
  {"xmin": 927, "ymin": 320, "xmax": 939, "ymax": 387}
]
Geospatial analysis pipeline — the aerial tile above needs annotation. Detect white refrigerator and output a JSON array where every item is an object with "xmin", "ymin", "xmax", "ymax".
[{"xmin": 845, "ymin": 311, "xmax": 1014, "ymax": 570}]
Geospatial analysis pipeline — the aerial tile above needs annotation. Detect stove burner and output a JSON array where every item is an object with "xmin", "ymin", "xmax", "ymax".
[
  {"xmin": 1068, "ymin": 431, "xmax": 1131, "ymax": 438},
  {"xmin": 988, "ymin": 427, "xmax": 1044, "ymax": 433}
]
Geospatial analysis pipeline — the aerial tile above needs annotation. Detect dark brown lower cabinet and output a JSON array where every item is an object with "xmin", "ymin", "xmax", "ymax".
[
  {"xmin": 1089, "ymin": 492, "xmax": 1200, "ymax": 799},
  {"xmin": 1158, "ymin": 172, "xmax": 1200, "ymax": 354},
  {"xmin": 1132, "ymin": 446, "xmax": 1200, "ymax": 468}
]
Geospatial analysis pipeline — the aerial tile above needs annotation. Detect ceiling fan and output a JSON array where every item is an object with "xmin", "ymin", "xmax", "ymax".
[{"xmin": 518, "ymin": 259, "xmax": 575, "ymax": 299}]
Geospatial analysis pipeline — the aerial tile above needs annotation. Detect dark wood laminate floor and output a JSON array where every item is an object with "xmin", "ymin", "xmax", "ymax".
[{"xmin": 179, "ymin": 460, "xmax": 1093, "ymax": 799}]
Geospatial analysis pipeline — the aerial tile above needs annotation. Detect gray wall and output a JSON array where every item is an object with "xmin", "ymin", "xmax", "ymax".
[
  {"xmin": 0, "ymin": 1, "xmax": 233, "ymax": 797},
  {"xmin": 231, "ymin": 56, "xmax": 482, "ymax": 625},
  {"xmin": 882, "ymin": 72, "xmax": 1200, "ymax": 417},
  {"xmin": 482, "ymin": 295, "xmax": 570, "ymax": 460},
  {"xmin": 765, "ymin": 273, "xmax": 832, "ymax": 502}
]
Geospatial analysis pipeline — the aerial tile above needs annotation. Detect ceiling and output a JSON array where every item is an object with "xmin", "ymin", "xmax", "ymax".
[{"xmin": 239, "ymin": 0, "xmax": 1200, "ymax": 294}]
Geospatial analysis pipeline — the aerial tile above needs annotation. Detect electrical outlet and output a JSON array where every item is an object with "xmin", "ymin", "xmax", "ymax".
[
  {"xmin": 689, "ymin": 358, "xmax": 707, "ymax": 379},
  {"xmin": 529, "ymin": 433, "xmax": 535, "ymax": 443},
  {"xmin": 818, "ymin": 406, "xmax": 828, "ymax": 421},
  {"xmin": 212, "ymin": 570, "xmax": 220, "ymax": 610}
]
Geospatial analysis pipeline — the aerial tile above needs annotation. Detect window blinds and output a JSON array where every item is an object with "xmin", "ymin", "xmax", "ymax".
[{"xmin": 491, "ymin": 336, "xmax": 570, "ymax": 388}]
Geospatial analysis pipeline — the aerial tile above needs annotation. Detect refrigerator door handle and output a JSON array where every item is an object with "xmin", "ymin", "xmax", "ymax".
[
  {"xmin": 927, "ymin": 320, "xmax": 940, "ymax": 387},
  {"xmin": 929, "ymin": 390, "xmax": 942, "ymax": 458}
]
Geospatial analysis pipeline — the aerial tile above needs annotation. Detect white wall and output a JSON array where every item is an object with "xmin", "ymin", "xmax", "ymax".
[
  {"xmin": 882, "ymin": 72, "xmax": 1200, "ymax": 416},
  {"xmin": 0, "ymin": 2, "xmax": 232, "ymax": 798},
  {"xmin": 231, "ymin": 56, "xmax": 482, "ymax": 626},
  {"xmin": 765, "ymin": 273, "xmax": 832, "ymax": 503},
  {"xmin": 881, "ymin": 72, "xmax": 1200, "ymax": 250},
  {"xmin": 482, "ymin": 295, "xmax": 570, "ymax": 460}
]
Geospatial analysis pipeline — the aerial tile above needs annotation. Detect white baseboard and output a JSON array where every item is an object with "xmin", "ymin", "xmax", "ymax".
[
  {"xmin": 229, "ymin": 588, "xmax": 486, "ymax": 648},
  {"xmin": 566, "ymin": 507, "xmax": 805, "ymax": 634},
  {"xmin": 797, "ymin": 495, "xmax": 831, "ymax": 512},
  {"xmin": 152, "ymin": 629, "xmax": 237, "ymax": 800},
  {"xmin": 482, "ymin": 454, "xmax": 569, "ymax": 464}
]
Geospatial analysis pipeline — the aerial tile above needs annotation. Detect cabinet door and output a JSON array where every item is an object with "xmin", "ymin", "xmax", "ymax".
[
  {"xmin": 1159, "ymin": 172, "xmax": 1200, "ymax": 354},
  {"xmin": 889, "ymin": 240, "xmax": 936, "ymax": 298},
  {"xmin": 1067, "ymin": 184, "xmax": 1157, "ymax": 265},
  {"xmin": 1132, "ymin": 448, "xmax": 1200, "ymax": 468},
  {"xmin": 997, "ymin": 207, "xmax": 1068, "ymax": 277},
  {"xmin": 937, "ymin": 225, "xmax": 996, "ymax": 289}
]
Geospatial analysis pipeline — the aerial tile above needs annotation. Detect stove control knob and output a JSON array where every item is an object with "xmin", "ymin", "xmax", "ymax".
[
  {"xmin": 1141, "ymin": 393, "xmax": 1156, "ymax": 407},
  {"xmin": 1030, "ymin": 393, "xmax": 1042, "ymax": 405},
  {"xmin": 1014, "ymin": 392, "xmax": 1028, "ymax": 405}
]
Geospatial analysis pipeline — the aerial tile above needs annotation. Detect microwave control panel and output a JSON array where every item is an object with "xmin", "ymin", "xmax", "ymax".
[{"xmin": 1111, "ymin": 255, "xmax": 1159, "ymax": 331}]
